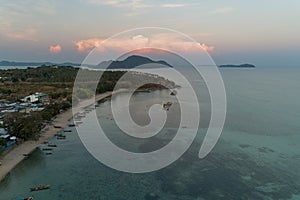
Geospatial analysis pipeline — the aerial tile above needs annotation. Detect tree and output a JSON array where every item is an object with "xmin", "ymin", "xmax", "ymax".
[
  {"xmin": 4, "ymin": 112, "xmax": 42, "ymax": 140},
  {"xmin": 0, "ymin": 138, "xmax": 6, "ymax": 147}
]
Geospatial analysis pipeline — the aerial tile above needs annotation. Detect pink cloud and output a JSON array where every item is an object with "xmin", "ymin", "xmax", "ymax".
[
  {"xmin": 200, "ymin": 43, "xmax": 215, "ymax": 52},
  {"xmin": 75, "ymin": 38, "xmax": 103, "ymax": 52},
  {"xmin": 75, "ymin": 34, "xmax": 215, "ymax": 53},
  {"xmin": 49, "ymin": 44, "xmax": 62, "ymax": 53}
]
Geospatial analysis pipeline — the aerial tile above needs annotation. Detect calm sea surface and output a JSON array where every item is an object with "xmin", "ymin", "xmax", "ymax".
[{"xmin": 1, "ymin": 67, "xmax": 300, "ymax": 200}]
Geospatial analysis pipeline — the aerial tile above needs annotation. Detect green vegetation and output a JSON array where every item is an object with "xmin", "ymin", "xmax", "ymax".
[
  {"xmin": 3, "ymin": 102, "xmax": 72, "ymax": 140},
  {"xmin": 4, "ymin": 112, "xmax": 42, "ymax": 140}
]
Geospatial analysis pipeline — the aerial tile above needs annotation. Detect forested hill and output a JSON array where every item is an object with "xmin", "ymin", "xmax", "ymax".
[{"xmin": 99, "ymin": 55, "xmax": 172, "ymax": 69}]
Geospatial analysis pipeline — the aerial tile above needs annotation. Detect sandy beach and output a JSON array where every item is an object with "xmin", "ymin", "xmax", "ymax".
[{"xmin": 0, "ymin": 91, "xmax": 113, "ymax": 182}]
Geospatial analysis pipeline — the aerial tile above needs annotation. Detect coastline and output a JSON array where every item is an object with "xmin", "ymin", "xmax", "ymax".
[{"xmin": 0, "ymin": 91, "xmax": 113, "ymax": 182}]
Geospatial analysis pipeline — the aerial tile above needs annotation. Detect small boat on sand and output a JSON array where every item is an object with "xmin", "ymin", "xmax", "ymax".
[
  {"xmin": 30, "ymin": 184, "xmax": 50, "ymax": 192},
  {"xmin": 57, "ymin": 135, "xmax": 66, "ymax": 140}
]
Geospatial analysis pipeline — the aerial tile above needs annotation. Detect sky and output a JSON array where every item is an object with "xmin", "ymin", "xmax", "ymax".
[{"xmin": 0, "ymin": 0, "xmax": 299, "ymax": 67}]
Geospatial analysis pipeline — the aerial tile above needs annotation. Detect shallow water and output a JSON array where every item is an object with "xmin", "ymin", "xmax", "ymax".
[{"xmin": 1, "ymin": 67, "xmax": 300, "ymax": 200}]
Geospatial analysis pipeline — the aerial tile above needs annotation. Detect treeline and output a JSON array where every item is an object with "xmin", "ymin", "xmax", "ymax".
[{"xmin": 0, "ymin": 65, "xmax": 78, "ymax": 82}]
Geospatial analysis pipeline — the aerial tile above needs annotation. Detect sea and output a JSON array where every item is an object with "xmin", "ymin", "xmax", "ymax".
[{"xmin": 0, "ymin": 66, "xmax": 300, "ymax": 200}]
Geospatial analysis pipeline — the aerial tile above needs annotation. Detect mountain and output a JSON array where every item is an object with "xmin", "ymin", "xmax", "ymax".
[
  {"xmin": 218, "ymin": 64, "xmax": 256, "ymax": 68},
  {"xmin": 97, "ymin": 55, "xmax": 173, "ymax": 69},
  {"xmin": 0, "ymin": 60, "xmax": 80, "ymax": 67}
]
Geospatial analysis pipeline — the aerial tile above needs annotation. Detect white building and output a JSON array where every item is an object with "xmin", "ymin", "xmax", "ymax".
[
  {"xmin": 0, "ymin": 128, "xmax": 7, "ymax": 135},
  {"xmin": 21, "ymin": 92, "xmax": 49, "ymax": 104}
]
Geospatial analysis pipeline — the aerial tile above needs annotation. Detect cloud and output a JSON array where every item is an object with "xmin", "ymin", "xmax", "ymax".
[
  {"xmin": 211, "ymin": 7, "xmax": 234, "ymax": 14},
  {"xmin": 200, "ymin": 43, "xmax": 215, "ymax": 52},
  {"xmin": 49, "ymin": 44, "xmax": 62, "ymax": 53},
  {"xmin": 160, "ymin": 3, "xmax": 187, "ymax": 8},
  {"xmin": 75, "ymin": 38, "xmax": 103, "ymax": 52},
  {"xmin": 75, "ymin": 34, "xmax": 215, "ymax": 53}
]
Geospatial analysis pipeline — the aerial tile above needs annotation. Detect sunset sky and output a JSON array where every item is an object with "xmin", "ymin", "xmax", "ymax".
[{"xmin": 0, "ymin": 0, "xmax": 299, "ymax": 67}]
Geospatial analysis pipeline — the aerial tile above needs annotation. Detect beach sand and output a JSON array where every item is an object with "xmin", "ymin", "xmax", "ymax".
[{"xmin": 0, "ymin": 91, "xmax": 112, "ymax": 182}]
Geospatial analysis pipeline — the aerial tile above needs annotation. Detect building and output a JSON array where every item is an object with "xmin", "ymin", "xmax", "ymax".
[
  {"xmin": 0, "ymin": 128, "xmax": 7, "ymax": 135},
  {"xmin": 21, "ymin": 92, "xmax": 49, "ymax": 104}
]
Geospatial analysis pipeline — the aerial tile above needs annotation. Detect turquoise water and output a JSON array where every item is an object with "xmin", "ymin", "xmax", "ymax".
[{"xmin": 1, "ymin": 67, "xmax": 300, "ymax": 199}]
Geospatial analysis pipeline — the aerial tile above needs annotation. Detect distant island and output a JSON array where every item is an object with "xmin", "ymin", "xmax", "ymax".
[
  {"xmin": 0, "ymin": 60, "xmax": 80, "ymax": 67},
  {"xmin": 218, "ymin": 64, "xmax": 256, "ymax": 68},
  {"xmin": 0, "ymin": 55, "xmax": 173, "ymax": 69}
]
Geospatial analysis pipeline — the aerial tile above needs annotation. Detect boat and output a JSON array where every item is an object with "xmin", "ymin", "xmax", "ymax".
[
  {"xmin": 63, "ymin": 129, "xmax": 72, "ymax": 132},
  {"xmin": 68, "ymin": 123, "xmax": 76, "ymax": 127},
  {"xmin": 48, "ymin": 144, "xmax": 57, "ymax": 147},
  {"xmin": 57, "ymin": 135, "xmax": 66, "ymax": 140},
  {"xmin": 53, "ymin": 125, "xmax": 62, "ymax": 128},
  {"xmin": 163, "ymin": 102, "xmax": 172, "ymax": 111},
  {"xmin": 30, "ymin": 184, "xmax": 50, "ymax": 192},
  {"xmin": 42, "ymin": 148, "xmax": 52, "ymax": 151},
  {"xmin": 170, "ymin": 90, "xmax": 177, "ymax": 96}
]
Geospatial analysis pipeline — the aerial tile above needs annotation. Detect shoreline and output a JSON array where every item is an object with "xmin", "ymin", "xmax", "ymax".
[{"xmin": 0, "ymin": 91, "xmax": 113, "ymax": 182}]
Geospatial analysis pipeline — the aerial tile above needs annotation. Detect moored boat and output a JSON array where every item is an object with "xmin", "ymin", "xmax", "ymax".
[
  {"xmin": 30, "ymin": 184, "xmax": 50, "ymax": 192},
  {"xmin": 57, "ymin": 135, "xmax": 66, "ymax": 140}
]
